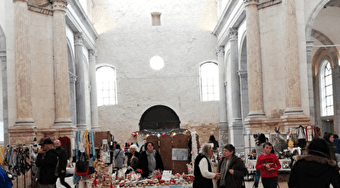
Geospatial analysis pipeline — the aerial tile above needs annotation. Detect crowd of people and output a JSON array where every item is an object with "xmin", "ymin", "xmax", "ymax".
[{"xmin": 6, "ymin": 129, "xmax": 340, "ymax": 188}]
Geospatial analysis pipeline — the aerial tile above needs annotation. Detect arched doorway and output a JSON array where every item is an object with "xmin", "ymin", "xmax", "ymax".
[{"xmin": 139, "ymin": 105, "xmax": 180, "ymax": 131}]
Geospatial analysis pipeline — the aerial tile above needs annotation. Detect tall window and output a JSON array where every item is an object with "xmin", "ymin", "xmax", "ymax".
[
  {"xmin": 320, "ymin": 60, "xmax": 334, "ymax": 116},
  {"xmin": 200, "ymin": 62, "xmax": 219, "ymax": 101},
  {"xmin": 96, "ymin": 66, "xmax": 117, "ymax": 106}
]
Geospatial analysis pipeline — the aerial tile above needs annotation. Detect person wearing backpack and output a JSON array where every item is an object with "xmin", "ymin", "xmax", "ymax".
[
  {"xmin": 36, "ymin": 138, "xmax": 59, "ymax": 188},
  {"xmin": 54, "ymin": 139, "xmax": 71, "ymax": 188}
]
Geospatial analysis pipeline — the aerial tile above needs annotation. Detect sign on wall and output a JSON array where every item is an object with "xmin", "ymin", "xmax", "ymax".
[{"xmin": 172, "ymin": 148, "xmax": 188, "ymax": 161}]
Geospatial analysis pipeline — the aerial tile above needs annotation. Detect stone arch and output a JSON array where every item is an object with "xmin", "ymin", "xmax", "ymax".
[
  {"xmin": 305, "ymin": 0, "xmax": 331, "ymax": 41},
  {"xmin": 139, "ymin": 105, "xmax": 180, "ymax": 131},
  {"xmin": 311, "ymin": 29, "xmax": 339, "ymax": 66}
]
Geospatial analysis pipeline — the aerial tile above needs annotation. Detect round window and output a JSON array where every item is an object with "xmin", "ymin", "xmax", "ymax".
[{"xmin": 150, "ymin": 56, "xmax": 164, "ymax": 70}]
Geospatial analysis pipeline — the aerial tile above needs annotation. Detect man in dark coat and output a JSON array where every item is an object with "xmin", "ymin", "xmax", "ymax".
[
  {"xmin": 137, "ymin": 142, "xmax": 164, "ymax": 178},
  {"xmin": 54, "ymin": 139, "xmax": 71, "ymax": 188},
  {"xmin": 288, "ymin": 138, "xmax": 340, "ymax": 188},
  {"xmin": 36, "ymin": 138, "xmax": 59, "ymax": 188},
  {"xmin": 218, "ymin": 144, "xmax": 247, "ymax": 188}
]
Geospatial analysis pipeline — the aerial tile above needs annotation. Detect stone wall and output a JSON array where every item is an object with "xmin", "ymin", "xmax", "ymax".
[{"xmin": 93, "ymin": 0, "xmax": 219, "ymax": 144}]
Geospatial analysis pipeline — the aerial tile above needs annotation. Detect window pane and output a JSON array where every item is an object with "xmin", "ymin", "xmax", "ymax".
[
  {"xmin": 96, "ymin": 66, "xmax": 117, "ymax": 106},
  {"xmin": 200, "ymin": 62, "xmax": 219, "ymax": 101}
]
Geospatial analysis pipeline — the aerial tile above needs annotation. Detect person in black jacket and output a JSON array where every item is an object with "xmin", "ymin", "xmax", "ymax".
[
  {"xmin": 193, "ymin": 143, "xmax": 220, "ymax": 188},
  {"xmin": 217, "ymin": 144, "xmax": 247, "ymax": 188},
  {"xmin": 54, "ymin": 139, "xmax": 71, "ymax": 188},
  {"xmin": 137, "ymin": 142, "xmax": 164, "ymax": 178},
  {"xmin": 288, "ymin": 138, "xmax": 340, "ymax": 188},
  {"xmin": 36, "ymin": 138, "xmax": 59, "ymax": 188}
]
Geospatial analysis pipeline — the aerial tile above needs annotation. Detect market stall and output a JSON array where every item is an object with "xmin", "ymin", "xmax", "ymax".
[{"xmin": 243, "ymin": 126, "xmax": 313, "ymax": 181}]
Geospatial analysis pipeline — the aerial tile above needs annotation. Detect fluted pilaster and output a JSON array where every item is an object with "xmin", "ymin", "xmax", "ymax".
[
  {"xmin": 13, "ymin": 0, "xmax": 36, "ymax": 128},
  {"xmin": 244, "ymin": 0, "xmax": 265, "ymax": 119},
  {"xmin": 89, "ymin": 50, "xmax": 99, "ymax": 130},
  {"xmin": 282, "ymin": 0, "xmax": 303, "ymax": 115},
  {"xmin": 52, "ymin": 0, "xmax": 72, "ymax": 127},
  {"xmin": 306, "ymin": 41, "xmax": 315, "ymax": 125}
]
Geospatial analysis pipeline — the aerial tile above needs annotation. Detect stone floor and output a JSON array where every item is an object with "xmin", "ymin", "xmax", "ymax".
[{"xmin": 244, "ymin": 180, "xmax": 289, "ymax": 188}]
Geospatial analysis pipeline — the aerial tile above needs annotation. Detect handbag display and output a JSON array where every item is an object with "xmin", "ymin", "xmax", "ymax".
[{"xmin": 75, "ymin": 151, "xmax": 89, "ymax": 176}]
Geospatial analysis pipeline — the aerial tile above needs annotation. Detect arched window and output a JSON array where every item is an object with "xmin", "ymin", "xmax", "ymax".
[
  {"xmin": 96, "ymin": 65, "xmax": 117, "ymax": 106},
  {"xmin": 320, "ymin": 60, "xmax": 334, "ymax": 116},
  {"xmin": 199, "ymin": 62, "xmax": 219, "ymax": 101}
]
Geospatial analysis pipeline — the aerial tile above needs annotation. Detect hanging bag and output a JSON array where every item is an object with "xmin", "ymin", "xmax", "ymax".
[{"xmin": 75, "ymin": 151, "xmax": 89, "ymax": 176}]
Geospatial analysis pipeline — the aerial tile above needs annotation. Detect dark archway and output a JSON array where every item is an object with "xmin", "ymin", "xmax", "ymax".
[{"xmin": 139, "ymin": 105, "xmax": 180, "ymax": 131}]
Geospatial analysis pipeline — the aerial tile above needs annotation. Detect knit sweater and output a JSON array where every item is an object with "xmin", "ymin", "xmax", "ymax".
[{"xmin": 256, "ymin": 153, "xmax": 281, "ymax": 178}]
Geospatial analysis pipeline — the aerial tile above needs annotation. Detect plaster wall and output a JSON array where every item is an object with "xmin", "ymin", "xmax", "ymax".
[{"xmin": 92, "ymin": 0, "xmax": 219, "ymax": 143}]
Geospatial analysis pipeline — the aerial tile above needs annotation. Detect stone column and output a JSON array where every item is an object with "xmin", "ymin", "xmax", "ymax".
[
  {"xmin": 89, "ymin": 50, "xmax": 99, "ymax": 130},
  {"xmin": 216, "ymin": 47, "xmax": 228, "ymax": 148},
  {"xmin": 75, "ymin": 33, "xmax": 87, "ymax": 130},
  {"xmin": 69, "ymin": 73, "xmax": 77, "ymax": 125},
  {"xmin": 243, "ymin": 0, "xmax": 265, "ymax": 119},
  {"xmin": 0, "ymin": 51, "xmax": 9, "ymax": 146},
  {"xmin": 227, "ymin": 29, "xmax": 244, "ymax": 152},
  {"xmin": 13, "ymin": 0, "xmax": 35, "ymax": 128},
  {"xmin": 306, "ymin": 41, "xmax": 315, "ymax": 125},
  {"xmin": 52, "ymin": 0, "xmax": 72, "ymax": 127},
  {"xmin": 333, "ymin": 64, "xmax": 340, "ymax": 134},
  {"xmin": 282, "ymin": 0, "xmax": 303, "ymax": 115}
]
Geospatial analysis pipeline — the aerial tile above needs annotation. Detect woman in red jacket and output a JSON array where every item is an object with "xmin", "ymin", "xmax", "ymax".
[{"xmin": 255, "ymin": 142, "xmax": 281, "ymax": 188}]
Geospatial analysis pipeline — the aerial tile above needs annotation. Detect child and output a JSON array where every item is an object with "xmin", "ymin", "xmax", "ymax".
[{"xmin": 255, "ymin": 142, "xmax": 281, "ymax": 188}]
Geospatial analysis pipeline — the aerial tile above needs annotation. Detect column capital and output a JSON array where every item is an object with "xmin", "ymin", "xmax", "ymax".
[
  {"xmin": 52, "ymin": 0, "xmax": 67, "ymax": 12},
  {"xmin": 89, "ymin": 49, "xmax": 97, "ymax": 61},
  {"xmin": 215, "ymin": 46, "xmax": 225, "ymax": 57},
  {"xmin": 228, "ymin": 28, "xmax": 238, "ymax": 41},
  {"xmin": 243, "ymin": 0, "xmax": 259, "ymax": 6},
  {"xmin": 306, "ymin": 40, "xmax": 314, "ymax": 54},
  {"xmin": 238, "ymin": 69, "xmax": 248, "ymax": 78},
  {"xmin": 74, "ymin": 32, "xmax": 84, "ymax": 46}
]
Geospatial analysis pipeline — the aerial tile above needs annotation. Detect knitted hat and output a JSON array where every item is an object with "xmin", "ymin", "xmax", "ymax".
[{"xmin": 307, "ymin": 138, "xmax": 330, "ymax": 158}]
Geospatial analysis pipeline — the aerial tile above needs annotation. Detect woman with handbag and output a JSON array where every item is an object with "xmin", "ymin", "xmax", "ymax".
[
  {"xmin": 218, "ymin": 144, "xmax": 247, "ymax": 188},
  {"xmin": 113, "ymin": 144, "xmax": 125, "ymax": 169}
]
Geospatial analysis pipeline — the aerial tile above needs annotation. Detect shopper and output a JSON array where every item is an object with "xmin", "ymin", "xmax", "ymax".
[
  {"xmin": 126, "ymin": 144, "xmax": 139, "ymax": 170},
  {"xmin": 193, "ymin": 143, "xmax": 220, "ymax": 188},
  {"xmin": 288, "ymin": 138, "xmax": 340, "ymax": 188},
  {"xmin": 54, "ymin": 139, "xmax": 71, "ymax": 188},
  {"xmin": 217, "ymin": 144, "xmax": 247, "ymax": 188},
  {"xmin": 253, "ymin": 133, "xmax": 266, "ymax": 188},
  {"xmin": 36, "ymin": 138, "xmax": 59, "ymax": 188},
  {"xmin": 137, "ymin": 142, "xmax": 164, "ymax": 178},
  {"xmin": 113, "ymin": 144, "xmax": 125, "ymax": 169},
  {"xmin": 255, "ymin": 142, "xmax": 281, "ymax": 188},
  {"xmin": 208, "ymin": 135, "xmax": 219, "ymax": 152},
  {"xmin": 324, "ymin": 132, "xmax": 336, "ymax": 161}
]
